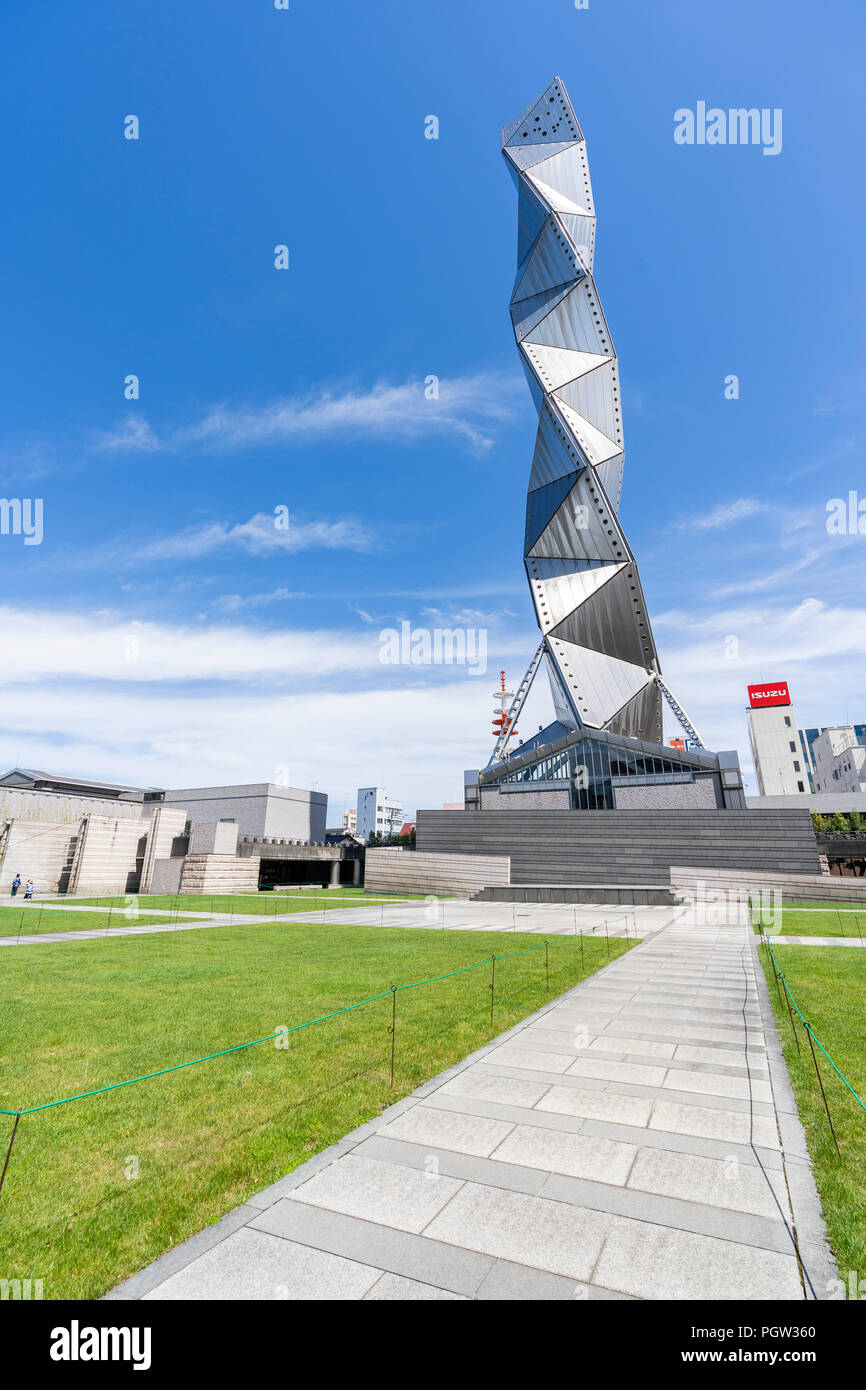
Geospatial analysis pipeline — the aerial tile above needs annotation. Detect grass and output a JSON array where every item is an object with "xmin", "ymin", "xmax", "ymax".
[
  {"xmin": 756, "ymin": 940, "xmax": 866, "ymax": 1280},
  {"xmin": 751, "ymin": 904, "xmax": 866, "ymax": 939},
  {"xmin": 0, "ymin": 917, "xmax": 630, "ymax": 1299},
  {"xmin": 67, "ymin": 890, "xmax": 431, "ymax": 915},
  {"xmin": 0, "ymin": 906, "xmax": 205, "ymax": 936}
]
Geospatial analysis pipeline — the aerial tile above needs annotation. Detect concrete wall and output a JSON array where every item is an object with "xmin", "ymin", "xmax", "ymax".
[
  {"xmin": 149, "ymin": 858, "xmax": 184, "ymax": 895},
  {"xmin": 365, "ymin": 847, "xmax": 510, "ymax": 896},
  {"xmin": 613, "ymin": 777, "xmax": 721, "ymax": 810},
  {"xmin": 189, "ymin": 821, "xmax": 239, "ymax": 855},
  {"xmin": 747, "ymin": 792, "xmax": 866, "ymax": 812},
  {"xmin": 0, "ymin": 819, "xmax": 79, "ymax": 894},
  {"xmin": 479, "ymin": 785, "xmax": 570, "ymax": 810},
  {"xmin": 0, "ymin": 786, "xmax": 146, "ymax": 824},
  {"xmin": 416, "ymin": 808, "xmax": 821, "ymax": 886},
  {"xmin": 140, "ymin": 806, "xmax": 188, "ymax": 892},
  {"xmin": 161, "ymin": 784, "xmax": 326, "ymax": 841},
  {"xmin": 69, "ymin": 815, "xmax": 150, "ymax": 896},
  {"xmin": 670, "ymin": 865, "xmax": 866, "ymax": 905},
  {"xmin": 178, "ymin": 855, "xmax": 260, "ymax": 895}
]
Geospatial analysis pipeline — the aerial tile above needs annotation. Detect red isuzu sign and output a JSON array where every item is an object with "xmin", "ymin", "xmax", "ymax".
[{"xmin": 748, "ymin": 682, "xmax": 791, "ymax": 708}]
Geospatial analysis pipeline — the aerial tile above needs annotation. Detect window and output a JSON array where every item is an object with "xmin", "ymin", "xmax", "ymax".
[
  {"xmin": 789, "ymin": 742, "xmax": 796, "ymax": 752},
  {"xmin": 793, "ymin": 761, "xmax": 800, "ymax": 772},
  {"xmin": 784, "ymin": 716, "xmax": 791, "ymax": 727},
  {"xmin": 797, "ymin": 781, "xmax": 805, "ymax": 792}
]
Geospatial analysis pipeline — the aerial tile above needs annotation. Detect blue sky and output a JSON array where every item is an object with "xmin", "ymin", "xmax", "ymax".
[{"xmin": 1, "ymin": 0, "xmax": 864, "ymax": 816}]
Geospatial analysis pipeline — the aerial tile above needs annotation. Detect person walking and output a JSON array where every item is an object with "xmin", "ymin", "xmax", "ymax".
[
  {"xmin": 11, "ymin": 873, "xmax": 21, "ymax": 897},
  {"xmin": 23, "ymin": 879, "xmax": 34, "ymax": 900}
]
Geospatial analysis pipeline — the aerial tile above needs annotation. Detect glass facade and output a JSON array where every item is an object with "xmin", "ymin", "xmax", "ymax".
[{"xmin": 490, "ymin": 737, "xmax": 693, "ymax": 809}]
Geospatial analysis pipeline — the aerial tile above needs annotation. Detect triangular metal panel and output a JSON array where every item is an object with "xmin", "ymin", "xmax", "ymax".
[
  {"xmin": 527, "ymin": 560, "xmax": 626, "ymax": 633},
  {"xmin": 513, "ymin": 217, "xmax": 583, "ymax": 303},
  {"xmin": 519, "ymin": 354, "xmax": 544, "ymax": 413},
  {"xmin": 506, "ymin": 140, "xmax": 578, "ymax": 171},
  {"xmin": 558, "ymin": 214, "xmax": 596, "ymax": 271},
  {"xmin": 555, "ymin": 360, "xmax": 621, "ymax": 445},
  {"xmin": 526, "ymin": 177, "xmax": 591, "ymax": 217},
  {"xmin": 545, "ymin": 638, "xmax": 651, "ymax": 730},
  {"xmin": 554, "ymin": 399, "xmax": 622, "ymax": 467},
  {"xmin": 525, "ymin": 472, "xmax": 582, "ymax": 552},
  {"xmin": 524, "ymin": 281, "xmax": 612, "ymax": 355},
  {"xmin": 548, "ymin": 565, "xmax": 652, "ymax": 666},
  {"xmin": 502, "ymin": 95, "xmax": 538, "ymax": 147},
  {"xmin": 515, "ymin": 177, "xmax": 550, "ymax": 267},
  {"xmin": 522, "ymin": 343, "xmax": 611, "ymax": 393},
  {"xmin": 530, "ymin": 144, "xmax": 594, "ymax": 213},
  {"xmin": 527, "ymin": 403, "xmax": 588, "ymax": 490},
  {"xmin": 544, "ymin": 646, "xmax": 580, "ymax": 729},
  {"xmin": 505, "ymin": 81, "xmax": 582, "ymax": 147},
  {"xmin": 511, "ymin": 282, "xmax": 572, "ymax": 342},
  {"xmin": 527, "ymin": 472, "xmax": 625, "ymax": 564},
  {"xmin": 594, "ymin": 454, "xmax": 624, "ymax": 511},
  {"xmin": 606, "ymin": 681, "xmax": 664, "ymax": 745}
]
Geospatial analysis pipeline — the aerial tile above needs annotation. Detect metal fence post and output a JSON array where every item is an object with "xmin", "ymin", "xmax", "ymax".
[
  {"xmin": 388, "ymin": 986, "xmax": 397, "ymax": 1087},
  {"xmin": 0, "ymin": 1111, "xmax": 21, "ymax": 1201},
  {"xmin": 803, "ymin": 1021, "xmax": 841, "ymax": 1158},
  {"xmin": 489, "ymin": 956, "xmax": 496, "ymax": 1029}
]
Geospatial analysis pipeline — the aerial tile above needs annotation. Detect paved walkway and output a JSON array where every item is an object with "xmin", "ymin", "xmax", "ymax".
[
  {"xmin": 108, "ymin": 909, "xmax": 835, "ymax": 1301},
  {"xmin": 0, "ymin": 899, "xmax": 664, "ymax": 948}
]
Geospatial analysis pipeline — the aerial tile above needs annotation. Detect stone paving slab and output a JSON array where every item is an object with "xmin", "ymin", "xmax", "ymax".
[
  {"xmin": 109, "ymin": 907, "xmax": 837, "ymax": 1301},
  {"xmin": 1, "ymin": 898, "xmax": 671, "ymax": 948}
]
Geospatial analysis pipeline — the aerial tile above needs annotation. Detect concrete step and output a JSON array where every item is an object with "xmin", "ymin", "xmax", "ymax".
[{"xmin": 471, "ymin": 883, "xmax": 678, "ymax": 907}]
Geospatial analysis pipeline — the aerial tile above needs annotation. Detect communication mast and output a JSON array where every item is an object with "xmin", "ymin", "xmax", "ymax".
[{"xmin": 491, "ymin": 670, "xmax": 518, "ymax": 749}]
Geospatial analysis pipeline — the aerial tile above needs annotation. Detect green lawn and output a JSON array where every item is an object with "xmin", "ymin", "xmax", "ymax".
[
  {"xmin": 752, "ymin": 904, "xmax": 866, "ymax": 939},
  {"xmin": 68, "ymin": 890, "xmax": 430, "ymax": 915},
  {"xmin": 0, "ymin": 906, "xmax": 203, "ymax": 936},
  {"xmin": 756, "ymin": 941, "xmax": 866, "ymax": 1279},
  {"xmin": 0, "ymin": 918, "xmax": 629, "ymax": 1298}
]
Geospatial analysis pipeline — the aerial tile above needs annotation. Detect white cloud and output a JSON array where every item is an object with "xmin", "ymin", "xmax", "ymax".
[
  {"xmin": 93, "ymin": 415, "xmax": 160, "ymax": 453},
  {"xmin": 92, "ymin": 372, "xmax": 520, "ymax": 458},
  {"xmin": 213, "ymin": 588, "xmax": 310, "ymax": 613},
  {"xmin": 714, "ymin": 548, "xmax": 822, "ymax": 597},
  {"xmin": 137, "ymin": 513, "xmax": 377, "ymax": 561},
  {"xmin": 676, "ymin": 497, "xmax": 766, "ymax": 531}
]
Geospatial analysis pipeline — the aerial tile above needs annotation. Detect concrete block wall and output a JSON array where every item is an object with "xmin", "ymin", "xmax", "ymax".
[
  {"xmin": 178, "ymin": 855, "xmax": 260, "ymax": 895},
  {"xmin": 161, "ymin": 784, "xmax": 327, "ymax": 842},
  {"xmin": 365, "ymin": 848, "xmax": 510, "ymax": 896},
  {"xmin": 613, "ymin": 777, "xmax": 721, "ymax": 810},
  {"xmin": 140, "ymin": 806, "xmax": 189, "ymax": 892},
  {"xmin": 0, "ymin": 819, "xmax": 80, "ymax": 894},
  {"xmin": 416, "ymin": 809, "xmax": 821, "ymax": 887},
  {"xmin": 68, "ymin": 815, "xmax": 150, "ymax": 896},
  {"xmin": 0, "ymin": 787, "xmax": 146, "ymax": 825},
  {"xmin": 671, "ymin": 865, "xmax": 866, "ymax": 905},
  {"xmin": 479, "ymin": 786, "xmax": 570, "ymax": 810},
  {"xmin": 189, "ymin": 821, "xmax": 239, "ymax": 856},
  {"xmin": 148, "ymin": 859, "xmax": 184, "ymax": 895}
]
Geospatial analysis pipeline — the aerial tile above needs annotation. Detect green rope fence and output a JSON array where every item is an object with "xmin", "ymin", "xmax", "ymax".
[
  {"xmin": 0, "ymin": 931, "xmax": 626, "ymax": 1199},
  {"xmin": 761, "ymin": 932, "xmax": 866, "ymax": 1118}
]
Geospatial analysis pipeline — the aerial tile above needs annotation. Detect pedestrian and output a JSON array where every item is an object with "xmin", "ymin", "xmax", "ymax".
[
  {"xmin": 11, "ymin": 873, "xmax": 21, "ymax": 897},
  {"xmin": 23, "ymin": 879, "xmax": 34, "ymax": 900}
]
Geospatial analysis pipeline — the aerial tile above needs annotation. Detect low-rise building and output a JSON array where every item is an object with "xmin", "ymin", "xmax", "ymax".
[
  {"xmin": 812, "ymin": 727, "xmax": 866, "ymax": 795},
  {"xmin": 356, "ymin": 787, "xmax": 403, "ymax": 841}
]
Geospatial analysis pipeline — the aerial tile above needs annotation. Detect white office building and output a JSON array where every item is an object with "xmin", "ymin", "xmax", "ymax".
[
  {"xmin": 356, "ymin": 786, "xmax": 403, "ymax": 842},
  {"xmin": 746, "ymin": 682, "xmax": 808, "ymax": 795},
  {"xmin": 812, "ymin": 728, "xmax": 866, "ymax": 794}
]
